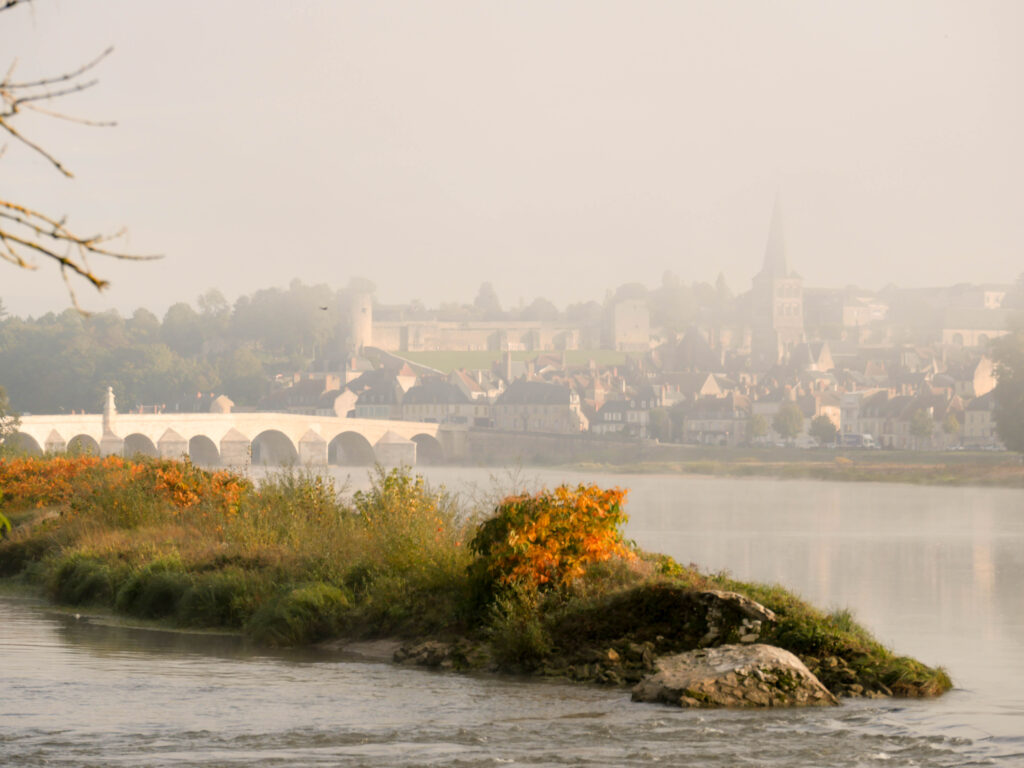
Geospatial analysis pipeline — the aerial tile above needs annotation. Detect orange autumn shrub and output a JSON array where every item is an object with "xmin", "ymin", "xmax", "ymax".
[
  {"xmin": 138, "ymin": 460, "xmax": 249, "ymax": 516},
  {"xmin": 0, "ymin": 454, "xmax": 103, "ymax": 509},
  {"xmin": 470, "ymin": 484, "xmax": 633, "ymax": 594},
  {"xmin": 0, "ymin": 455, "xmax": 251, "ymax": 522}
]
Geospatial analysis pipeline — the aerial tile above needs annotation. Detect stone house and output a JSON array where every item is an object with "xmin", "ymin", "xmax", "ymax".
[
  {"xmin": 354, "ymin": 378, "xmax": 404, "ymax": 420},
  {"xmin": 316, "ymin": 389, "xmax": 358, "ymax": 418},
  {"xmin": 590, "ymin": 399, "xmax": 631, "ymax": 436},
  {"xmin": 661, "ymin": 372, "xmax": 722, "ymax": 405},
  {"xmin": 590, "ymin": 386, "xmax": 658, "ymax": 438},
  {"xmin": 401, "ymin": 378, "xmax": 477, "ymax": 425},
  {"xmin": 493, "ymin": 380, "xmax": 588, "ymax": 433},
  {"xmin": 681, "ymin": 394, "xmax": 751, "ymax": 447},
  {"xmin": 941, "ymin": 308, "xmax": 1011, "ymax": 348},
  {"xmin": 946, "ymin": 356, "xmax": 996, "ymax": 399},
  {"xmin": 963, "ymin": 392, "xmax": 1002, "ymax": 449}
]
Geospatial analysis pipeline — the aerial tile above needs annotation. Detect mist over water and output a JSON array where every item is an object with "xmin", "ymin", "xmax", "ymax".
[{"xmin": 5, "ymin": 471, "xmax": 1023, "ymax": 766}]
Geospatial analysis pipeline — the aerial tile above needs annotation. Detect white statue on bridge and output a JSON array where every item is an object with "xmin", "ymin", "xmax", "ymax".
[{"xmin": 102, "ymin": 386, "xmax": 117, "ymax": 433}]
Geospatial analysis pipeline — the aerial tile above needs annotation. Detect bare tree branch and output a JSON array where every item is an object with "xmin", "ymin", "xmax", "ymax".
[
  {"xmin": 1, "ymin": 46, "xmax": 112, "ymax": 90},
  {"xmin": 0, "ymin": 2, "xmax": 159, "ymax": 304}
]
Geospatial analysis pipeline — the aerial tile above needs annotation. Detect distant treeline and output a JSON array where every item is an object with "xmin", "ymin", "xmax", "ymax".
[
  {"xmin": 0, "ymin": 273, "xmax": 735, "ymax": 415},
  {"xmin": 0, "ymin": 281, "xmax": 362, "ymax": 414}
]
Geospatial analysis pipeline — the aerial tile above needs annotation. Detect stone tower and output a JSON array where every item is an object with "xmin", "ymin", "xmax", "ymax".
[
  {"xmin": 349, "ymin": 292, "xmax": 373, "ymax": 354},
  {"xmin": 751, "ymin": 200, "xmax": 804, "ymax": 370}
]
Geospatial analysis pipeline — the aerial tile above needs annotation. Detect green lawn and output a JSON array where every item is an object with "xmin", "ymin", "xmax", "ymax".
[{"xmin": 396, "ymin": 349, "xmax": 628, "ymax": 373}]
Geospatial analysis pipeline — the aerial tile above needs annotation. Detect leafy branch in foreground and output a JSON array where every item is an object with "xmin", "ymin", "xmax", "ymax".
[{"xmin": 0, "ymin": 0, "xmax": 158, "ymax": 305}]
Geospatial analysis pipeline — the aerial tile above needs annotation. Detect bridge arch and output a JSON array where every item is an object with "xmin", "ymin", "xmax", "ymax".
[
  {"xmin": 67, "ymin": 434, "xmax": 100, "ymax": 456},
  {"xmin": 411, "ymin": 433, "xmax": 444, "ymax": 465},
  {"xmin": 328, "ymin": 431, "xmax": 375, "ymax": 466},
  {"xmin": 251, "ymin": 430, "xmax": 298, "ymax": 466},
  {"xmin": 123, "ymin": 433, "xmax": 158, "ymax": 458},
  {"xmin": 4, "ymin": 432, "xmax": 43, "ymax": 456},
  {"xmin": 189, "ymin": 435, "xmax": 220, "ymax": 466}
]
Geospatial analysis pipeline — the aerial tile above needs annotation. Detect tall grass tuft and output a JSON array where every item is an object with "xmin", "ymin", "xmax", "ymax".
[{"xmin": 0, "ymin": 456, "xmax": 475, "ymax": 641}]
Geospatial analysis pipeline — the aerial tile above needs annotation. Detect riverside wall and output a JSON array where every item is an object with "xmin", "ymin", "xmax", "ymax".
[{"xmin": 463, "ymin": 430, "xmax": 693, "ymax": 465}]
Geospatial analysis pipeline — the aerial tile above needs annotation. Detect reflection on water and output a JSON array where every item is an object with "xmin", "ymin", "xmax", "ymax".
[{"xmin": 5, "ymin": 469, "xmax": 1024, "ymax": 766}]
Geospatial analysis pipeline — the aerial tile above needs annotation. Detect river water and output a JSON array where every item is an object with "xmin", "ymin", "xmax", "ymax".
[{"xmin": 3, "ymin": 468, "xmax": 1023, "ymax": 767}]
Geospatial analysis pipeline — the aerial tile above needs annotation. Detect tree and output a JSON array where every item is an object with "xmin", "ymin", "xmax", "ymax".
[
  {"xmin": 992, "ymin": 328, "xmax": 1024, "ymax": 452},
  {"xmin": 909, "ymin": 409, "xmax": 934, "ymax": 449},
  {"xmin": 772, "ymin": 403, "xmax": 804, "ymax": 442},
  {"xmin": 650, "ymin": 271, "xmax": 696, "ymax": 332},
  {"xmin": 521, "ymin": 297, "xmax": 560, "ymax": 322},
  {"xmin": 197, "ymin": 289, "xmax": 231, "ymax": 320},
  {"xmin": 648, "ymin": 408, "xmax": 671, "ymax": 442},
  {"xmin": 1, "ymin": 1, "xmax": 154, "ymax": 303},
  {"xmin": 943, "ymin": 412, "xmax": 961, "ymax": 437},
  {"xmin": 161, "ymin": 303, "xmax": 205, "ymax": 358},
  {"xmin": 747, "ymin": 414, "xmax": 769, "ymax": 443},
  {"xmin": 809, "ymin": 414, "xmax": 838, "ymax": 446},
  {"xmin": 566, "ymin": 300, "xmax": 603, "ymax": 327},
  {"xmin": 473, "ymin": 282, "xmax": 503, "ymax": 319},
  {"xmin": 714, "ymin": 272, "xmax": 733, "ymax": 310},
  {"xmin": 0, "ymin": 384, "xmax": 19, "ymax": 441}
]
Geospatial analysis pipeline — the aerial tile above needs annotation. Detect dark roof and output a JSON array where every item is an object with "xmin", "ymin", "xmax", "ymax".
[
  {"xmin": 671, "ymin": 327, "xmax": 721, "ymax": 372},
  {"xmin": 596, "ymin": 399, "xmax": 629, "ymax": 417},
  {"xmin": 966, "ymin": 391, "xmax": 995, "ymax": 411},
  {"xmin": 664, "ymin": 371, "xmax": 716, "ymax": 395},
  {"xmin": 346, "ymin": 368, "xmax": 400, "ymax": 394},
  {"xmin": 355, "ymin": 379, "xmax": 403, "ymax": 406},
  {"xmin": 496, "ymin": 379, "xmax": 573, "ymax": 405},
  {"xmin": 685, "ymin": 393, "xmax": 750, "ymax": 418},
  {"xmin": 402, "ymin": 379, "xmax": 469, "ymax": 405},
  {"xmin": 317, "ymin": 388, "xmax": 346, "ymax": 408}
]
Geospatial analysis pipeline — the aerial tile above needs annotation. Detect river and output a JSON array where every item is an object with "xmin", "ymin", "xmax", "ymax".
[{"xmin": 3, "ymin": 468, "xmax": 1022, "ymax": 766}]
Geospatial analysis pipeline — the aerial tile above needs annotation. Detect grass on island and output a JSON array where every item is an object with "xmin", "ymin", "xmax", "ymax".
[{"xmin": 0, "ymin": 454, "xmax": 950, "ymax": 698}]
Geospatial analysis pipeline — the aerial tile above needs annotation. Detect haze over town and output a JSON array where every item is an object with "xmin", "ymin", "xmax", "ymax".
[{"xmin": 3, "ymin": 1, "xmax": 1024, "ymax": 318}]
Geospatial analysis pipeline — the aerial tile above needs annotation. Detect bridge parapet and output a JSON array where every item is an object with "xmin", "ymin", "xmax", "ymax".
[{"xmin": 12, "ymin": 412, "xmax": 463, "ymax": 466}]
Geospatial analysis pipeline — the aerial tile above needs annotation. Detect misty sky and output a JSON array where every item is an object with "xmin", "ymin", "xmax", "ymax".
[{"xmin": 2, "ymin": 1, "xmax": 1022, "ymax": 318}]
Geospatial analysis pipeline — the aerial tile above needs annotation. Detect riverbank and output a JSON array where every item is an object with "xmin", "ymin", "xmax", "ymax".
[
  {"xmin": 0, "ymin": 455, "xmax": 951, "ymax": 704},
  {"xmin": 567, "ymin": 455, "xmax": 1024, "ymax": 487},
  {"xmin": 459, "ymin": 431, "xmax": 1023, "ymax": 487}
]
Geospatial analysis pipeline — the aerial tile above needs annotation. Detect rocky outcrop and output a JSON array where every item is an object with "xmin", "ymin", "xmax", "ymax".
[
  {"xmin": 395, "ymin": 640, "xmax": 454, "ymax": 667},
  {"xmin": 547, "ymin": 585, "xmax": 778, "ymax": 655},
  {"xmin": 394, "ymin": 638, "xmax": 490, "ymax": 670},
  {"xmin": 693, "ymin": 590, "xmax": 776, "ymax": 646},
  {"xmin": 388, "ymin": 584, "xmax": 947, "ymax": 705},
  {"xmin": 631, "ymin": 644, "xmax": 838, "ymax": 708}
]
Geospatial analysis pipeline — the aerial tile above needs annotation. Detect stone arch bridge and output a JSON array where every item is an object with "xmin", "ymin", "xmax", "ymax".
[{"xmin": 12, "ymin": 411, "xmax": 465, "ymax": 467}]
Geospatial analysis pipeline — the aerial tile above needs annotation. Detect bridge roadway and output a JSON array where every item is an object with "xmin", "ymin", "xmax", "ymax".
[{"xmin": 12, "ymin": 411, "xmax": 459, "ymax": 466}]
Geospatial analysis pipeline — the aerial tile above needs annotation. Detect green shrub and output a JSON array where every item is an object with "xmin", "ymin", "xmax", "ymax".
[
  {"xmin": 177, "ymin": 569, "xmax": 255, "ymax": 628},
  {"xmin": 486, "ymin": 586, "xmax": 551, "ymax": 670},
  {"xmin": 245, "ymin": 583, "xmax": 352, "ymax": 646},
  {"xmin": 0, "ymin": 532, "xmax": 62, "ymax": 577},
  {"xmin": 115, "ymin": 559, "xmax": 193, "ymax": 619},
  {"xmin": 48, "ymin": 554, "xmax": 118, "ymax": 606}
]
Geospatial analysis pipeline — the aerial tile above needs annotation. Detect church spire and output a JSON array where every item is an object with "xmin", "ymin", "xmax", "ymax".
[{"xmin": 761, "ymin": 196, "xmax": 787, "ymax": 278}]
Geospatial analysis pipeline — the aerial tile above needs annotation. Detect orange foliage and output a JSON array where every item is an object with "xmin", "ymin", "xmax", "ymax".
[
  {"xmin": 470, "ymin": 484, "xmax": 633, "ymax": 591},
  {"xmin": 0, "ymin": 455, "xmax": 250, "ymax": 518}
]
